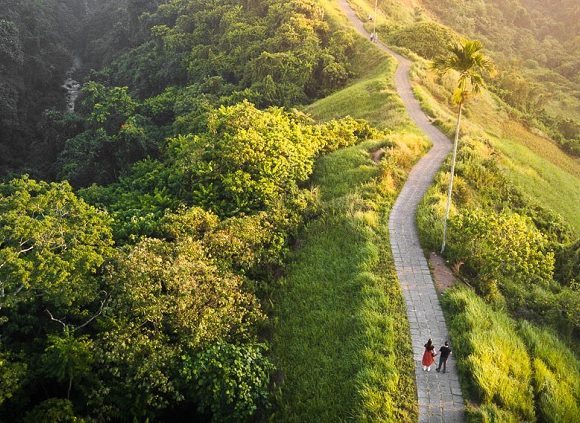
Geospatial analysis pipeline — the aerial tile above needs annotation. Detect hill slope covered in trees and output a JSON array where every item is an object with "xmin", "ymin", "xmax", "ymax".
[{"xmin": 0, "ymin": 0, "xmax": 578, "ymax": 421}]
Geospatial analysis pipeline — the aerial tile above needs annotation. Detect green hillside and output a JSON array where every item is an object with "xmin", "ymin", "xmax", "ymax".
[
  {"xmin": 273, "ymin": 11, "xmax": 429, "ymax": 415},
  {"xmin": 0, "ymin": 0, "xmax": 578, "ymax": 421}
]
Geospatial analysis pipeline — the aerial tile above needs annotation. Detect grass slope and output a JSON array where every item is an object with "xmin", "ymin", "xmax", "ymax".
[
  {"xmin": 349, "ymin": 0, "xmax": 579, "ymax": 234},
  {"xmin": 444, "ymin": 287, "xmax": 580, "ymax": 422},
  {"xmin": 489, "ymin": 135, "xmax": 580, "ymax": 234},
  {"xmin": 305, "ymin": 59, "xmax": 408, "ymax": 131},
  {"xmin": 411, "ymin": 63, "xmax": 580, "ymax": 235},
  {"xmin": 272, "ymin": 14, "xmax": 429, "ymax": 418},
  {"xmin": 272, "ymin": 136, "xmax": 423, "ymax": 421}
]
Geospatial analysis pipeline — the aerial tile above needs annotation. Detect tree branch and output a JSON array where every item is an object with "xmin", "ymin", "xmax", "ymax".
[
  {"xmin": 46, "ymin": 309, "xmax": 67, "ymax": 331},
  {"xmin": 74, "ymin": 291, "xmax": 109, "ymax": 332},
  {"xmin": 19, "ymin": 245, "xmax": 34, "ymax": 254}
]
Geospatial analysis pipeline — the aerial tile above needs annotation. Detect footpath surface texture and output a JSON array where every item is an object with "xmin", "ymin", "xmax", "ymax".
[{"xmin": 337, "ymin": 1, "xmax": 464, "ymax": 421}]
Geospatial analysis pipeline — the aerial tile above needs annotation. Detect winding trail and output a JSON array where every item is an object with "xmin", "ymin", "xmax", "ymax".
[{"xmin": 337, "ymin": 1, "xmax": 464, "ymax": 421}]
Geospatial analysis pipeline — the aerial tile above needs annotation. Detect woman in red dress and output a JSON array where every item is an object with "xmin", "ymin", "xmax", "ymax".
[{"xmin": 422, "ymin": 338, "xmax": 437, "ymax": 371}]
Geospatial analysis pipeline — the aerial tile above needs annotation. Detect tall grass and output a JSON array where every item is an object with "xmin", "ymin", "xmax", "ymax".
[
  {"xmin": 443, "ymin": 287, "xmax": 580, "ymax": 423},
  {"xmin": 518, "ymin": 322, "xmax": 580, "ymax": 422},
  {"xmin": 411, "ymin": 58, "xmax": 580, "ymax": 235},
  {"xmin": 442, "ymin": 287, "xmax": 536, "ymax": 422},
  {"xmin": 271, "ymin": 135, "xmax": 425, "ymax": 421},
  {"xmin": 488, "ymin": 134, "xmax": 580, "ymax": 235},
  {"xmin": 270, "ymin": 3, "xmax": 440, "ymax": 420}
]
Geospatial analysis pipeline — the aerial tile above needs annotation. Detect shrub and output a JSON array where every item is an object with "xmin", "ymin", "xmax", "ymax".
[
  {"xmin": 446, "ymin": 209, "xmax": 555, "ymax": 297},
  {"xmin": 24, "ymin": 398, "xmax": 83, "ymax": 423},
  {"xmin": 182, "ymin": 342, "xmax": 273, "ymax": 423},
  {"xmin": 554, "ymin": 239, "xmax": 580, "ymax": 286},
  {"xmin": 390, "ymin": 22, "xmax": 461, "ymax": 60},
  {"xmin": 167, "ymin": 101, "xmax": 369, "ymax": 217}
]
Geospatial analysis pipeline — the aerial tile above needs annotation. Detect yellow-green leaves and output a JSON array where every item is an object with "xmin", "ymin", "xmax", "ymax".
[
  {"xmin": 448, "ymin": 209, "xmax": 555, "ymax": 289},
  {"xmin": 0, "ymin": 177, "xmax": 114, "ymax": 311},
  {"xmin": 444, "ymin": 288, "xmax": 536, "ymax": 421},
  {"xmin": 167, "ymin": 101, "xmax": 370, "ymax": 217}
]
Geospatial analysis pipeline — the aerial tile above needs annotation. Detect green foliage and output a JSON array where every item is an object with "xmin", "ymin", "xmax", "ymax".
[
  {"xmin": 91, "ymin": 328, "xmax": 183, "ymax": 420},
  {"xmin": 167, "ymin": 101, "xmax": 370, "ymax": 216},
  {"xmin": 58, "ymin": 83, "xmax": 159, "ymax": 187},
  {"xmin": 446, "ymin": 209, "xmax": 555, "ymax": 293},
  {"xmin": 432, "ymin": 39, "xmax": 496, "ymax": 105},
  {"xmin": 167, "ymin": 101, "xmax": 320, "ymax": 215},
  {"xmin": 390, "ymin": 22, "xmax": 461, "ymax": 60},
  {"xmin": 183, "ymin": 342, "xmax": 273, "ymax": 422},
  {"xmin": 42, "ymin": 329, "xmax": 94, "ymax": 398},
  {"xmin": 23, "ymin": 398, "xmax": 83, "ymax": 423},
  {"xmin": 79, "ymin": 159, "xmax": 179, "ymax": 241},
  {"xmin": 443, "ymin": 287, "xmax": 536, "ymax": 422},
  {"xmin": 108, "ymin": 237, "xmax": 262, "ymax": 346},
  {"xmin": 306, "ymin": 56, "xmax": 411, "ymax": 131},
  {"xmin": 0, "ymin": 0, "xmax": 82, "ymax": 174},
  {"xmin": 0, "ymin": 176, "xmax": 117, "ymax": 420},
  {"xmin": 96, "ymin": 0, "xmax": 356, "ymax": 107},
  {"xmin": 416, "ymin": 133, "xmax": 578, "ymax": 336},
  {"xmin": 0, "ymin": 176, "xmax": 114, "ymax": 311},
  {"xmin": 421, "ymin": 0, "xmax": 580, "ymax": 155},
  {"xmin": 81, "ymin": 234, "xmax": 265, "ymax": 420},
  {"xmin": 81, "ymin": 82, "xmax": 137, "ymax": 132},
  {"xmin": 81, "ymin": 100, "xmax": 371, "ymax": 243},
  {"xmin": 443, "ymin": 285, "xmax": 580, "ymax": 423},
  {"xmin": 519, "ymin": 322, "xmax": 580, "ymax": 422},
  {"xmin": 200, "ymin": 211, "xmax": 290, "ymax": 277},
  {"xmin": 492, "ymin": 70, "xmax": 547, "ymax": 116},
  {"xmin": 554, "ymin": 239, "xmax": 580, "ymax": 286},
  {"xmin": 273, "ymin": 135, "xmax": 425, "ymax": 421},
  {"xmin": 0, "ymin": 351, "xmax": 26, "ymax": 406}
]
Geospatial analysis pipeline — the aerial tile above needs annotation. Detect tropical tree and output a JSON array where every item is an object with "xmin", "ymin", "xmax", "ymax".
[{"xmin": 432, "ymin": 39, "xmax": 495, "ymax": 252}]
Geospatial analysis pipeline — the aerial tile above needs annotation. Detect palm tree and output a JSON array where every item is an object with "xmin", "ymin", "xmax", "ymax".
[{"xmin": 433, "ymin": 40, "xmax": 495, "ymax": 253}]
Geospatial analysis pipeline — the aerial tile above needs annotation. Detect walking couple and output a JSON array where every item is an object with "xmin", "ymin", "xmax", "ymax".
[{"xmin": 422, "ymin": 339, "xmax": 452, "ymax": 372}]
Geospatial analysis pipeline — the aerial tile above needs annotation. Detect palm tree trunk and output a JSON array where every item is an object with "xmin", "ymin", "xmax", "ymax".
[{"xmin": 441, "ymin": 102, "xmax": 463, "ymax": 253}]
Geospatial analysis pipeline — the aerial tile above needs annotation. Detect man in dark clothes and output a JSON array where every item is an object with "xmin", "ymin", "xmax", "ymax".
[{"xmin": 436, "ymin": 341, "xmax": 452, "ymax": 373}]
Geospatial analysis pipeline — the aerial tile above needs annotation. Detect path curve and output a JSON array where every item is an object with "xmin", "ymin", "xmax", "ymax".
[{"xmin": 337, "ymin": 1, "xmax": 464, "ymax": 421}]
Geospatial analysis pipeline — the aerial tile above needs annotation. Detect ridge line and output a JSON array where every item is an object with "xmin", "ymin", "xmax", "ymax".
[{"xmin": 336, "ymin": 1, "xmax": 464, "ymax": 421}]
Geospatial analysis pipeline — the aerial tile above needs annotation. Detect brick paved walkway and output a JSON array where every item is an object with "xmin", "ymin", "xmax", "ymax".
[{"xmin": 337, "ymin": 1, "xmax": 464, "ymax": 421}]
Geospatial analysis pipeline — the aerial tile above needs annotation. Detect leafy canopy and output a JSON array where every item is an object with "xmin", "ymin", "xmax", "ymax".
[
  {"xmin": 0, "ymin": 176, "xmax": 114, "ymax": 311},
  {"xmin": 433, "ymin": 40, "xmax": 496, "ymax": 104}
]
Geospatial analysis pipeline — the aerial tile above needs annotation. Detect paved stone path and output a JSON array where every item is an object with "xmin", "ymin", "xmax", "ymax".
[{"xmin": 337, "ymin": 1, "xmax": 464, "ymax": 421}]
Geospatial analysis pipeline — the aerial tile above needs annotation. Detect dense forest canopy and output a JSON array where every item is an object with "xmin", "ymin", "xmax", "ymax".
[
  {"xmin": 1, "ymin": 0, "xmax": 80, "ymax": 173},
  {"xmin": 1, "ymin": 0, "xmax": 358, "ymax": 179}
]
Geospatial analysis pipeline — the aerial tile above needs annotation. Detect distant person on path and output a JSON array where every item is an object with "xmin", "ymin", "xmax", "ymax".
[
  {"xmin": 436, "ymin": 341, "xmax": 452, "ymax": 373},
  {"xmin": 422, "ymin": 338, "xmax": 437, "ymax": 371}
]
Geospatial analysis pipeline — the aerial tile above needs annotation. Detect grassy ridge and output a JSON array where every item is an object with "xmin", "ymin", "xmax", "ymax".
[
  {"xmin": 443, "ymin": 288, "xmax": 535, "ymax": 422},
  {"xmin": 272, "ymin": 209, "xmax": 372, "ymax": 420},
  {"xmin": 305, "ymin": 59, "xmax": 409, "ymax": 131},
  {"xmin": 489, "ymin": 135, "xmax": 580, "ymax": 234},
  {"xmin": 272, "ymin": 135, "xmax": 425, "ymax": 421},
  {"xmin": 272, "ymin": 20, "xmax": 429, "ymax": 416},
  {"xmin": 519, "ymin": 322, "xmax": 580, "ymax": 422}
]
